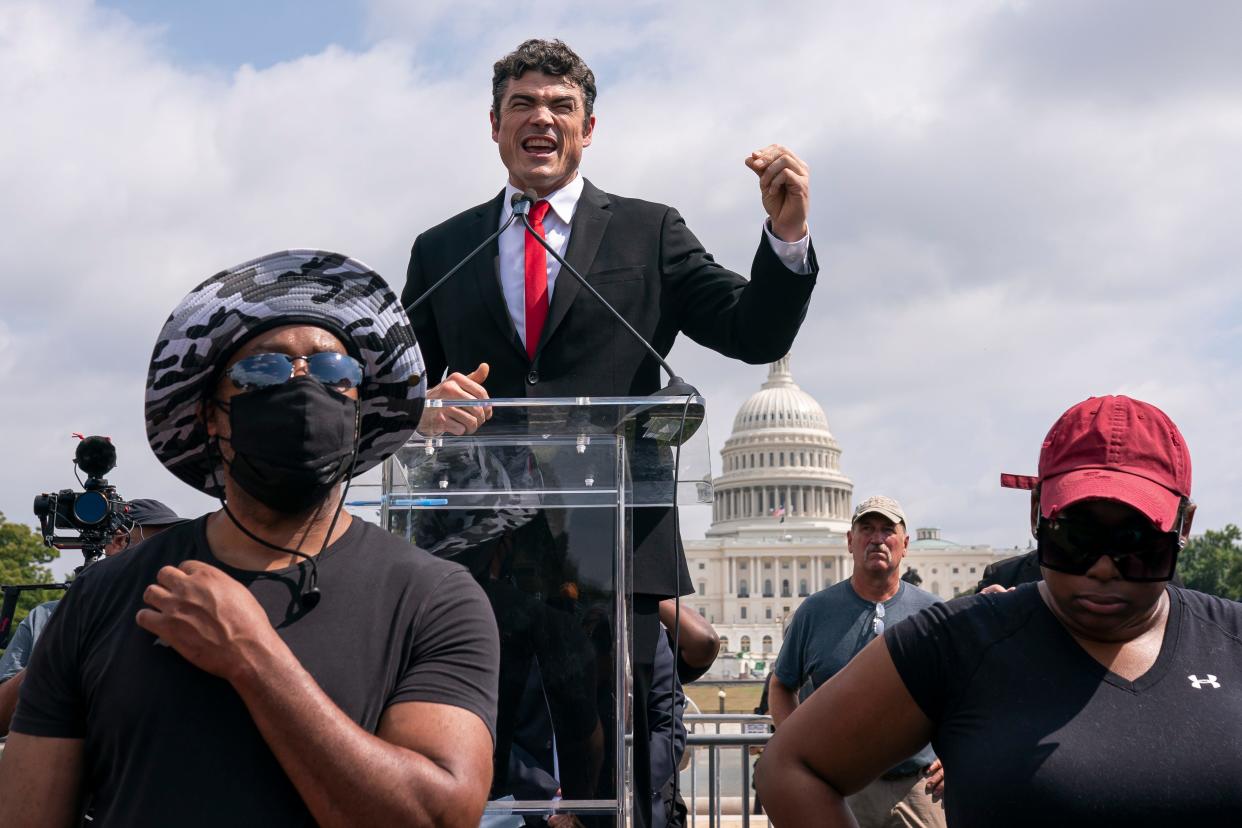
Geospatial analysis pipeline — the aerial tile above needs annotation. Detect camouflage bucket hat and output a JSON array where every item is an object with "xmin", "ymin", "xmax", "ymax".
[{"xmin": 145, "ymin": 249, "xmax": 426, "ymax": 497}]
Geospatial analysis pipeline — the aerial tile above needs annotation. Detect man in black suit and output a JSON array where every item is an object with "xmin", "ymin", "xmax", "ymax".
[{"xmin": 401, "ymin": 38, "xmax": 818, "ymax": 826}]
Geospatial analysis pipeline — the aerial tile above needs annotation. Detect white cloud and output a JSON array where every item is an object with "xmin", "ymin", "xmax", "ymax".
[{"xmin": 3, "ymin": 0, "xmax": 1241, "ymax": 578}]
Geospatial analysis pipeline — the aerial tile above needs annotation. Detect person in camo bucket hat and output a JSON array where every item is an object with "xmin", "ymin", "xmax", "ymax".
[
  {"xmin": 145, "ymin": 249, "xmax": 426, "ymax": 496},
  {"xmin": 0, "ymin": 249, "xmax": 501, "ymax": 826}
]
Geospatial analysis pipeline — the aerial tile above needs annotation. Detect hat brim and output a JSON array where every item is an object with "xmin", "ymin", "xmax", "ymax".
[
  {"xmin": 1040, "ymin": 469, "xmax": 1182, "ymax": 532},
  {"xmin": 145, "ymin": 250, "xmax": 425, "ymax": 497},
  {"xmin": 852, "ymin": 507, "xmax": 905, "ymax": 526}
]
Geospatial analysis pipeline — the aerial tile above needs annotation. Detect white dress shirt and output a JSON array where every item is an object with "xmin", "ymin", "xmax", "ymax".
[{"xmin": 498, "ymin": 175, "xmax": 813, "ymax": 351}]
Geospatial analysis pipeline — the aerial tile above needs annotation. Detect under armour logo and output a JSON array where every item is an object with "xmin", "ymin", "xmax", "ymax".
[{"xmin": 1188, "ymin": 674, "xmax": 1220, "ymax": 689}]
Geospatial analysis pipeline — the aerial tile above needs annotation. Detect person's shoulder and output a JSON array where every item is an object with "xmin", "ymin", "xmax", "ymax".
[
  {"xmin": 414, "ymin": 192, "xmax": 504, "ymax": 244},
  {"xmin": 585, "ymin": 180, "xmax": 674, "ymax": 217},
  {"xmin": 896, "ymin": 581, "xmax": 1044, "ymax": 646},
  {"xmin": 345, "ymin": 519, "xmax": 472, "ymax": 582},
  {"xmin": 30, "ymin": 598, "xmax": 62, "ymax": 619},
  {"xmin": 900, "ymin": 582, "xmax": 943, "ymax": 608},
  {"xmin": 978, "ymin": 551, "xmax": 1039, "ymax": 589},
  {"xmin": 75, "ymin": 517, "xmax": 201, "ymax": 589},
  {"xmin": 1173, "ymin": 586, "xmax": 1242, "ymax": 642},
  {"xmin": 802, "ymin": 579, "xmax": 854, "ymax": 608}
]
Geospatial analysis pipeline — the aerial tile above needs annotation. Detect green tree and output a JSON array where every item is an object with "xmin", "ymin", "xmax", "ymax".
[
  {"xmin": 1178, "ymin": 524, "xmax": 1242, "ymax": 600},
  {"xmin": 0, "ymin": 512, "xmax": 63, "ymax": 655}
]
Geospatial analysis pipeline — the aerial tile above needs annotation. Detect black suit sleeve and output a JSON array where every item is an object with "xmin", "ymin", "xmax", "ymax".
[
  {"xmin": 402, "ymin": 236, "xmax": 449, "ymax": 387},
  {"xmin": 661, "ymin": 208, "xmax": 817, "ymax": 365}
]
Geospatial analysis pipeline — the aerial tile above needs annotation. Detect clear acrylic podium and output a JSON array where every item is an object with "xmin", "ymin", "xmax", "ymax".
[{"xmin": 380, "ymin": 396, "xmax": 710, "ymax": 826}]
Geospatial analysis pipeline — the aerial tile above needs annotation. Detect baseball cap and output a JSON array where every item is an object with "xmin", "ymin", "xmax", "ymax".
[
  {"xmin": 126, "ymin": 498, "xmax": 184, "ymax": 528},
  {"xmin": 852, "ymin": 495, "xmax": 906, "ymax": 526},
  {"xmin": 1001, "ymin": 395, "xmax": 1191, "ymax": 531}
]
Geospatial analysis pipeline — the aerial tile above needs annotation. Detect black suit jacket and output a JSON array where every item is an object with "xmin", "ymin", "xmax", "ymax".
[{"xmin": 402, "ymin": 179, "xmax": 818, "ymax": 595}]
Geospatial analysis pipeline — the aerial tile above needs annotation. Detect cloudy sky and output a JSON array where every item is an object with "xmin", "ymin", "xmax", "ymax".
[{"xmin": 2, "ymin": 0, "xmax": 1240, "ymax": 579}]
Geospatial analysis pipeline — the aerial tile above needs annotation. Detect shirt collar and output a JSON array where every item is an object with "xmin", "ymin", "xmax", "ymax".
[{"xmin": 502, "ymin": 175, "xmax": 584, "ymax": 225}]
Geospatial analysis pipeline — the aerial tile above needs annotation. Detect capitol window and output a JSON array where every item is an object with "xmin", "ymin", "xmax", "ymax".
[
  {"xmin": 738, "ymin": 579, "xmax": 749, "ymax": 597},
  {"xmin": 741, "ymin": 635, "xmax": 752, "ymax": 652},
  {"xmin": 765, "ymin": 607, "xmax": 772, "ymax": 619},
  {"xmin": 781, "ymin": 579, "xmax": 791, "ymax": 598},
  {"xmin": 763, "ymin": 579, "xmax": 774, "ymax": 597},
  {"xmin": 720, "ymin": 637, "xmax": 730, "ymax": 653},
  {"xmin": 762, "ymin": 635, "xmax": 773, "ymax": 653},
  {"xmin": 740, "ymin": 608, "xmax": 748, "ymax": 620}
]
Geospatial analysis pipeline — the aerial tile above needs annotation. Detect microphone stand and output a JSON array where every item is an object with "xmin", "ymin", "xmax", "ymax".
[
  {"xmin": 515, "ymin": 204, "xmax": 704, "ymax": 443},
  {"xmin": 404, "ymin": 212, "xmax": 520, "ymax": 314}
]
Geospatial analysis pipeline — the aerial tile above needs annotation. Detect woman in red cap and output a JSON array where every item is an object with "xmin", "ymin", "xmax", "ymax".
[{"xmin": 756, "ymin": 395, "xmax": 1242, "ymax": 827}]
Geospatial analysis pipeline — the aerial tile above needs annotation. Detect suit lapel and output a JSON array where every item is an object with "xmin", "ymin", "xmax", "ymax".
[
  {"xmin": 469, "ymin": 191, "xmax": 527, "ymax": 360},
  {"xmin": 537, "ymin": 179, "xmax": 611, "ymax": 356}
]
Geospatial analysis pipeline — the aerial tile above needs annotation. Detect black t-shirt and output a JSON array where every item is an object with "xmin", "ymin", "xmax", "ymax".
[
  {"xmin": 886, "ymin": 583, "xmax": 1242, "ymax": 827},
  {"xmin": 13, "ymin": 515, "xmax": 499, "ymax": 826}
]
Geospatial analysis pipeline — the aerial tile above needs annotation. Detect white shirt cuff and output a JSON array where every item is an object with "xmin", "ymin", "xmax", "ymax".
[{"xmin": 763, "ymin": 221, "xmax": 812, "ymax": 275}]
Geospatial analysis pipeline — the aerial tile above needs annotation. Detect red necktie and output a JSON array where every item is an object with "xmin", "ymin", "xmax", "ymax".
[{"xmin": 524, "ymin": 200, "xmax": 552, "ymax": 360}]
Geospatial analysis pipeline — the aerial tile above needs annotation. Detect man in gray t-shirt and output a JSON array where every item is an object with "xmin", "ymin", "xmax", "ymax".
[{"xmin": 770, "ymin": 495, "xmax": 946, "ymax": 828}]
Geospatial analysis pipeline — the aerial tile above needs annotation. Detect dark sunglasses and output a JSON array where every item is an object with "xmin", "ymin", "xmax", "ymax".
[
  {"xmin": 1036, "ymin": 501, "xmax": 1187, "ymax": 582},
  {"xmin": 227, "ymin": 352, "xmax": 363, "ymax": 392}
]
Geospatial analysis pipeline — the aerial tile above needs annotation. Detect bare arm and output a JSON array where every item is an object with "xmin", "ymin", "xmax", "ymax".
[
  {"xmin": 137, "ymin": 560, "xmax": 493, "ymax": 828},
  {"xmin": 658, "ymin": 598, "xmax": 720, "ymax": 668},
  {"xmin": 0, "ymin": 670, "xmax": 25, "ymax": 736},
  {"xmin": 768, "ymin": 674, "xmax": 799, "ymax": 727},
  {"xmin": 0, "ymin": 733, "xmax": 84, "ymax": 827},
  {"xmin": 233, "ymin": 644, "xmax": 493, "ymax": 828},
  {"xmin": 756, "ymin": 637, "xmax": 934, "ymax": 827}
]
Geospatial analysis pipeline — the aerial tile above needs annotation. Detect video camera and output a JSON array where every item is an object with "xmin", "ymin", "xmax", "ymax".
[
  {"xmin": 32, "ymin": 435, "xmax": 130, "ymax": 565},
  {"xmin": 2, "ymin": 437, "xmax": 127, "ymax": 648}
]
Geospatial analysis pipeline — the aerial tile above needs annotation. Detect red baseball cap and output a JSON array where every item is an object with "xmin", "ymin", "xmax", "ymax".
[{"xmin": 1001, "ymin": 396, "xmax": 1191, "ymax": 531}]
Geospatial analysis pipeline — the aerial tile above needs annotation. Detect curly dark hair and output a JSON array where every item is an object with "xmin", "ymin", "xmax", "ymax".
[{"xmin": 491, "ymin": 39, "xmax": 597, "ymax": 126}]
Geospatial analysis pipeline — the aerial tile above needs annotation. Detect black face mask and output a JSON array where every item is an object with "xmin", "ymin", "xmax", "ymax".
[{"xmin": 222, "ymin": 377, "xmax": 359, "ymax": 514}]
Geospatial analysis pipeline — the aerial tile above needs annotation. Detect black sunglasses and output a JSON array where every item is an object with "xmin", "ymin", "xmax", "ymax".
[
  {"xmin": 227, "ymin": 352, "xmax": 363, "ymax": 392},
  {"xmin": 1036, "ymin": 501, "xmax": 1187, "ymax": 582}
]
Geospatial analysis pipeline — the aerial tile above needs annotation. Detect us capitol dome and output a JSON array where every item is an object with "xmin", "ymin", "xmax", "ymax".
[
  {"xmin": 707, "ymin": 354, "xmax": 854, "ymax": 536},
  {"xmin": 683, "ymin": 354, "xmax": 1013, "ymax": 679}
]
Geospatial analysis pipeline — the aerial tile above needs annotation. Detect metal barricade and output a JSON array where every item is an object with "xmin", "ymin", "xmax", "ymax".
[{"xmin": 680, "ymin": 713, "xmax": 773, "ymax": 827}]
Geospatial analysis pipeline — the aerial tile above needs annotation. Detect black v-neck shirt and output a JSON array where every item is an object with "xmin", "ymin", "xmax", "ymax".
[
  {"xmin": 13, "ymin": 516, "xmax": 498, "ymax": 826},
  {"xmin": 886, "ymin": 583, "xmax": 1242, "ymax": 826}
]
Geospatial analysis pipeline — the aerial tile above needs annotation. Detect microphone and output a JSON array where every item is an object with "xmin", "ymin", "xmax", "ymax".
[
  {"xmin": 515, "ymin": 190, "xmax": 703, "ymax": 443},
  {"xmin": 511, "ymin": 188, "xmax": 535, "ymax": 217},
  {"xmin": 402, "ymin": 193, "xmax": 525, "ymax": 315}
]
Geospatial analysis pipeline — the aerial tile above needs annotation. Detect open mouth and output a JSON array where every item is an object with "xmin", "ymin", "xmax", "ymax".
[{"xmin": 522, "ymin": 136, "xmax": 558, "ymax": 156}]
